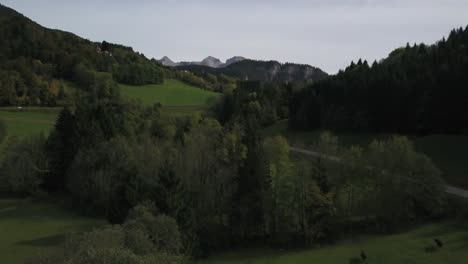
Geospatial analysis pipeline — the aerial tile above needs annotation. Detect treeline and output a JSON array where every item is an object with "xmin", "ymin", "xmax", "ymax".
[
  {"xmin": 28, "ymin": 204, "xmax": 185, "ymax": 264},
  {"xmin": 167, "ymin": 69, "xmax": 237, "ymax": 93},
  {"xmin": 0, "ymin": 83, "xmax": 446, "ymax": 260},
  {"xmin": 177, "ymin": 60, "xmax": 329, "ymax": 83},
  {"xmin": 290, "ymin": 26, "xmax": 468, "ymax": 134},
  {"xmin": 0, "ymin": 4, "xmax": 164, "ymax": 106},
  {"xmin": 213, "ymin": 81, "xmax": 290, "ymax": 126}
]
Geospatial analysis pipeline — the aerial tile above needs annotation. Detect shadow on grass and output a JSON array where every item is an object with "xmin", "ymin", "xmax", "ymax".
[
  {"xmin": 0, "ymin": 200, "xmax": 101, "ymax": 226},
  {"xmin": 424, "ymin": 245, "xmax": 437, "ymax": 253},
  {"xmin": 413, "ymin": 222, "xmax": 467, "ymax": 239},
  {"xmin": 16, "ymin": 234, "xmax": 65, "ymax": 247},
  {"xmin": 348, "ymin": 257, "xmax": 362, "ymax": 264},
  {"xmin": 447, "ymin": 232, "xmax": 468, "ymax": 251},
  {"xmin": 0, "ymin": 202, "xmax": 61, "ymax": 221}
]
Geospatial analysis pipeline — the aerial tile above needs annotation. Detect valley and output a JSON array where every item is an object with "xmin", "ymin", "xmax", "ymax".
[{"xmin": 0, "ymin": 1, "xmax": 467, "ymax": 264}]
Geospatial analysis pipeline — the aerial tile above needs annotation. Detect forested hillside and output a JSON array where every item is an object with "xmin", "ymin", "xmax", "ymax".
[
  {"xmin": 290, "ymin": 26, "xmax": 468, "ymax": 134},
  {"xmin": 177, "ymin": 59, "xmax": 328, "ymax": 83},
  {"xmin": 0, "ymin": 4, "xmax": 164, "ymax": 106}
]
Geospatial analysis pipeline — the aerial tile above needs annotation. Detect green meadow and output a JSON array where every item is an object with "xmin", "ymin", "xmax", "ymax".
[
  {"xmin": 0, "ymin": 199, "xmax": 104, "ymax": 264},
  {"xmin": 120, "ymin": 79, "xmax": 220, "ymax": 107},
  {"xmin": 2, "ymin": 199, "xmax": 467, "ymax": 264},
  {"xmin": 0, "ymin": 79, "xmax": 219, "ymax": 142},
  {"xmin": 0, "ymin": 109, "xmax": 58, "ymax": 138},
  {"xmin": 0, "ymin": 109, "xmax": 58, "ymax": 156},
  {"xmin": 199, "ymin": 221, "xmax": 468, "ymax": 264}
]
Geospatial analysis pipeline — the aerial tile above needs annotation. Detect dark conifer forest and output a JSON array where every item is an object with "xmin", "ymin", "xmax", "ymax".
[{"xmin": 289, "ymin": 27, "xmax": 468, "ymax": 134}]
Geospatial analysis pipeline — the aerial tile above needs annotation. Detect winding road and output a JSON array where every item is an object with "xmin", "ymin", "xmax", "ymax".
[
  {"xmin": 289, "ymin": 146, "xmax": 468, "ymax": 199},
  {"xmin": 445, "ymin": 185, "xmax": 468, "ymax": 199}
]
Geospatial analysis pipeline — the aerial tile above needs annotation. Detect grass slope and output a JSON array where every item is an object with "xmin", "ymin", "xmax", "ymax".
[
  {"xmin": 0, "ymin": 199, "xmax": 104, "ymax": 264},
  {"xmin": 200, "ymin": 221, "xmax": 468, "ymax": 264},
  {"xmin": 120, "ymin": 79, "xmax": 220, "ymax": 107}
]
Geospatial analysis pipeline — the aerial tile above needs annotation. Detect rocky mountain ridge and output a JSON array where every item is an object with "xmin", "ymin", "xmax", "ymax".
[{"xmin": 158, "ymin": 56, "xmax": 247, "ymax": 68}]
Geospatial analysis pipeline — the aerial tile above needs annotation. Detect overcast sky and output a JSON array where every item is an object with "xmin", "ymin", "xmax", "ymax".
[{"xmin": 2, "ymin": 0, "xmax": 468, "ymax": 73}]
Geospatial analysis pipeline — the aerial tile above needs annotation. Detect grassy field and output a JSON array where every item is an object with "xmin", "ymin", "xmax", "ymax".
[
  {"xmin": 0, "ymin": 80, "xmax": 218, "ymax": 142},
  {"xmin": 0, "ymin": 199, "xmax": 104, "ymax": 264},
  {"xmin": 120, "ymin": 79, "xmax": 220, "ymax": 107},
  {"xmin": 0, "ymin": 109, "xmax": 58, "ymax": 138},
  {"xmin": 160, "ymin": 105, "xmax": 214, "ymax": 116},
  {"xmin": 199, "ymin": 221, "xmax": 468, "ymax": 264},
  {"xmin": 263, "ymin": 120, "xmax": 468, "ymax": 188}
]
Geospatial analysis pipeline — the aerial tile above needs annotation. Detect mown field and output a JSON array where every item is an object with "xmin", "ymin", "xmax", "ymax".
[
  {"xmin": 120, "ymin": 79, "xmax": 220, "ymax": 107},
  {"xmin": 199, "ymin": 221, "xmax": 468, "ymax": 264},
  {"xmin": 0, "ymin": 199, "xmax": 104, "ymax": 264},
  {"xmin": 263, "ymin": 120, "xmax": 468, "ymax": 188}
]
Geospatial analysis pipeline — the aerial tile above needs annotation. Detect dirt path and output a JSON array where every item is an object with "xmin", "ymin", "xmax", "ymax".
[{"xmin": 445, "ymin": 185, "xmax": 468, "ymax": 199}]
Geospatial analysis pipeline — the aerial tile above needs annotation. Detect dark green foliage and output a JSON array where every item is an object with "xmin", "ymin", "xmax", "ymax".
[
  {"xmin": 215, "ymin": 82, "xmax": 335, "ymax": 247},
  {"xmin": 261, "ymin": 136, "xmax": 336, "ymax": 246},
  {"xmin": 44, "ymin": 107, "xmax": 77, "ymax": 191},
  {"xmin": 170, "ymin": 70, "xmax": 236, "ymax": 93},
  {"xmin": 290, "ymin": 26, "xmax": 468, "ymax": 134},
  {"xmin": 174, "ymin": 118, "xmax": 247, "ymax": 254},
  {"xmin": 111, "ymin": 48, "xmax": 164, "ymax": 85},
  {"xmin": 44, "ymin": 98, "xmax": 162, "ymax": 219},
  {"xmin": 365, "ymin": 137, "xmax": 446, "ymax": 229},
  {"xmin": 0, "ymin": 119, "xmax": 7, "ymax": 143},
  {"xmin": 0, "ymin": 134, "xmax": 47, "ymax": 196},
  {"xmin": 327, "ymin": 135, "xmax": 447, "ymax": 231},
  {"xmin": 125, "ymin": 205, "xmax": 183, "ymax": 255},
  {"xmin": 67, "ymin": 136, "xmax": 170, "ymax": 222},
  {"xmin": 27, "ymin": 204, "xmax": 184, "ymax": 264},
  {"xmin": 43, "ymin": 92, "xmax": 154, "ymax": 195},
  {"xmin": 214, "ymin": 81, "xmax": 289, "ymax": 126}
]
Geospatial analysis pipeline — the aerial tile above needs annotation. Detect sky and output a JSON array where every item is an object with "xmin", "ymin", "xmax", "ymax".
[{"xmin": 2, "ymin": 0, "xmax": 468, "ymax": 73}]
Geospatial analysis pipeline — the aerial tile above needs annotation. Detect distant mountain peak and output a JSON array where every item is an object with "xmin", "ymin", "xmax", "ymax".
[
  {"xmin": 204, "ymin": 56, "xmax": 219, "ymax": 60},
  {"xmin": 158, "ymin": 56, "xmax": 247, "ymax": 68},
  {"xmin": 175, "ymin": 58, "xmax": 329, "ymax": 83},
  {"xmin": 226, "ymin": 56, "xmax": 247, "ymax": 66},
  {"xmin": 201, "ymin": 56, "xmax": 223, "ymax": 67},
  {"xmin": 159, "ymin": 56, "xmax": 177, "ymax": 67}
]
